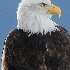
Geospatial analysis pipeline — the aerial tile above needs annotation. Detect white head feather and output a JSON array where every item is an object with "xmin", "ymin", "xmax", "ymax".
[{"xmin": 17, "ymin": 0, "xmax": 59, "ymax": 35}]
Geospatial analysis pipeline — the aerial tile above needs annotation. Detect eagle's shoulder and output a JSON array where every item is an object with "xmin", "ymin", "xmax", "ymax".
[{"xmin": 4, "ymin": 29, "xmax": 28, "ymax": 46}]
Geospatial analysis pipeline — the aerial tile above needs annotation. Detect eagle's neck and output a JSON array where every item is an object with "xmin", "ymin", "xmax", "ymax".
[{"xmin": 17, "ymin": 5, "xmax": 59, "ymax": 35}]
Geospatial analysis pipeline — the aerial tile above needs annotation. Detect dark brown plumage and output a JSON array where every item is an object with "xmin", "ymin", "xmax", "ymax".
[{"xmin": 2, "ymin": 26, "xmax": 70, "ymax": 70}]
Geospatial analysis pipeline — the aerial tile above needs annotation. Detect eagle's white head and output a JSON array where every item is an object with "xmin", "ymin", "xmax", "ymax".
[{"xmin": 17, "ymin": 0, "xmax": 61, "ymax": 34}]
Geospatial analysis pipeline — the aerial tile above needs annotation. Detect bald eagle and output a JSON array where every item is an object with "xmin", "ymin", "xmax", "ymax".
[{"xmin": 1, "ymin": 0, "xmax": 70, "ymax": 70}]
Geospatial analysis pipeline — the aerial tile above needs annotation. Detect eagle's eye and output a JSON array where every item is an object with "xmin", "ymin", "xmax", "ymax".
[{"xmin": 40, "ymin": 3, "xmax": 46, "ymax": 7}]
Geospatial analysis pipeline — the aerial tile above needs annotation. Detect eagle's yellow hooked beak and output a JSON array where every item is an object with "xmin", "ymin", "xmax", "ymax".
[{"xmin": 44, "ymin": 4, "xmax": 61, "ymax": 18}]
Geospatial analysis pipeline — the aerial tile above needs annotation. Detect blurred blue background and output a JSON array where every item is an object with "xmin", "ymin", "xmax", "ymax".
[{"xmin": 0, "ymin": 0, "xmax": 70, "ymax": 69}]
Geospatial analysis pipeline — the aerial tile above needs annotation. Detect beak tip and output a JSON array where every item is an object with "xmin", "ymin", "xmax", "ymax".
[
  {"xmin": 59, "ymin": 11, "xmax": 61, "ymax": 18},
  {"xmin": 59, "ymin": 15, "xmax": 61, "ymax": 18}
]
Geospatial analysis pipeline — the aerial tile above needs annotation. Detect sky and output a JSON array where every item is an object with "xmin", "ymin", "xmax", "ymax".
[{"xmin": 0, "ymin": 0, "xmax": 70, "ymax": 69}]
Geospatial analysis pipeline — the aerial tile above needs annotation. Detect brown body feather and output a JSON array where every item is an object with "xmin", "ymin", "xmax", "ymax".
[{"xmin": 2, "ymin": 26, "xmax": 70, "ymax": 70}]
